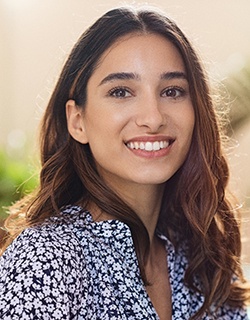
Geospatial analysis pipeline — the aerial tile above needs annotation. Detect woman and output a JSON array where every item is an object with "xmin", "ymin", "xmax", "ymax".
[{"xmin": 0, "ymin": 6, "xmax": 249, "ymax": 320}]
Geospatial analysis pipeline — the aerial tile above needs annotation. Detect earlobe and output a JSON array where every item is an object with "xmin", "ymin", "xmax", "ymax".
[{"xmin": 65, "ymin": 100, "xmax": 89, "ymax": 144}]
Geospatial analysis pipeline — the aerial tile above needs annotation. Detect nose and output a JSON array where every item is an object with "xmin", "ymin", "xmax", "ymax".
[{"xmin": 135, "ymin": 94, "xmax": 165, "ymax": 132}]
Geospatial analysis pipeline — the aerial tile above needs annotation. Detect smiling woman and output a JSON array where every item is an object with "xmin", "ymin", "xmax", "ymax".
[
  {"xmin": 66, "ymin": 33, "xmax": 194, "ymax": 190},
  {"xmin": 0, "ymin": 6, "xmax": 249, "ymax": 320}
]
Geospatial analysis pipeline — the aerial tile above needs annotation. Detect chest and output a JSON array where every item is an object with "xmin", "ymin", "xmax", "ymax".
[
  {"xmin": 77, "ymin": 228, "xmax": 207, "ymax": 319},
  {"xmin": 146, "ymin": 275, "xmax": 172, "ymax": 320}
]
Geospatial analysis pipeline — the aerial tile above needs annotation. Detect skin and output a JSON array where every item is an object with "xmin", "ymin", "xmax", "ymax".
[{"xmin": 66, "ymin": 33, "xmax": 195, "ymax": 319}]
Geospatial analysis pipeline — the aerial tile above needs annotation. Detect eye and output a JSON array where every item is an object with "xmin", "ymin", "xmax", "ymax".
[
  {"xmin": 108, "ymin": 87, "xmax": 132, "ymax": 98},
  {"xmin": 161, "ymin": 86, "xmax": 185, "ymax": 99}
]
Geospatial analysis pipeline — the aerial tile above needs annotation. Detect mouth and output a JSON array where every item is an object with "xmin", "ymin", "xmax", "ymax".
[{"xmin": 125, "ymin": 139, "xmax": 174, "ymax": 152}]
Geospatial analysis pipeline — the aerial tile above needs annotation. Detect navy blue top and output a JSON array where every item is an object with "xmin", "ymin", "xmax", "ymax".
[{"xmin": 0, "ymin": 205, "xmax": 248, "ymax": 319}]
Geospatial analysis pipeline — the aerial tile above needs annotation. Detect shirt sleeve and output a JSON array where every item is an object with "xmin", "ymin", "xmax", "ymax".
[{"xmin": 0, "ymin": 224, "xmax": 88, "ymax": 320}]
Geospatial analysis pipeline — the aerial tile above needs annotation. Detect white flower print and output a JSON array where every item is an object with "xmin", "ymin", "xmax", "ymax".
[{"xmin": 0, "ymin": 205, "xmax": 248, "ymax": 320}]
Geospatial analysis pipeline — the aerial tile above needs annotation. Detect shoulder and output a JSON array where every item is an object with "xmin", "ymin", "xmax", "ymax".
[
  {"xmin": 0, "ymin": 205, "xmax": 90, "ymax": 318},
  {"xmin": 0, "ymin": 206, "xmax": 88, "ymax": 277},
  {"xmin": 1, "ymin": 205, "xmax": 87, "ymax": 264}
]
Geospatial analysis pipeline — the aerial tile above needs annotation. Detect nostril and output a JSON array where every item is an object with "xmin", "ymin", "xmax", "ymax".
[{"xmin": 135, "ymin": 110, "xmax": 165, "ymax": 131}]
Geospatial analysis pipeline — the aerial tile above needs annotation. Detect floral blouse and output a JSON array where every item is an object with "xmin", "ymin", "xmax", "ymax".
[{"xmin": 0, "ymin": 205, "xmax": 248, "ymax": 319}]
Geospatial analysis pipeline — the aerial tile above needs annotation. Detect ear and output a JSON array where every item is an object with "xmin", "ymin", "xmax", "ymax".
[{"xmin": 65, "ymin": 100, "xmax": 89, "ymax": 144}]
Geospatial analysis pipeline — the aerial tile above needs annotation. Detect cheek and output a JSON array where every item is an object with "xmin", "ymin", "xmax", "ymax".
[
  {"xmin": 173, "ymin": 105, "xmax": 195, "ymax": 134},
  {"xmin": 175, "ymin": 107, "xmax": 195, "ymax": 155},
  {"xmin": 183, "ymin": 104, "xmax": 195, "ymax": 131},
  {"xmin": 186, "ymin": 112, "xmax": 195, "ymax": 137},
  {"xmin": 85, "ymin": 101, "xmax": 129, "ymax": 129}
]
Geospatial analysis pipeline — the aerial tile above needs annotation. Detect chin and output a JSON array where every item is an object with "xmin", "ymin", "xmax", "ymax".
[{"xmin": 134, "ymin": 176, "xmax": 172, "ymax": 186}]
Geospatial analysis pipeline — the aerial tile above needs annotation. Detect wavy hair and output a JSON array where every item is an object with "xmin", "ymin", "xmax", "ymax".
[{"xmin": 2, "ymin": 6, "xmax": 249, "ymax": 318}]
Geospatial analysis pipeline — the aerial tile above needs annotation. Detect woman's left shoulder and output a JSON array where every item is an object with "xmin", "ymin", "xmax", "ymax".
[{"xmin": 213, "ymin": 303, "xmax": 249, "ymax": 319}]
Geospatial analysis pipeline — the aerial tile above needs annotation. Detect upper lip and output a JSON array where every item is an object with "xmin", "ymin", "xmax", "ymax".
[{"xmin": 125, "ymin": 135, "xmax": 175, "ymax": 144}]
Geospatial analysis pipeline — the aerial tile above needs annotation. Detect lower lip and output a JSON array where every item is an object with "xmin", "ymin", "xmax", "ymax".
[{"xmin": 126, "ymin": 143, "xmax": 173, "ymax": 159}]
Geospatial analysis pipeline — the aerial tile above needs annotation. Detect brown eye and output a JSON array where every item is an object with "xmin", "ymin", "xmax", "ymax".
[
  {"xmin": 108, "ymin": 87, "xmax": 132, "ymax": 98},
  {"xmin": 162, "ymin": 87, "xmax": 185, "ymax": 99}
]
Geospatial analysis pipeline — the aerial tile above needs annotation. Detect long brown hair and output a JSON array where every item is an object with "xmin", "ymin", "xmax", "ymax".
[{"xmin": 2, "ymin": 6, "xmax": 249, "ymax": 318}]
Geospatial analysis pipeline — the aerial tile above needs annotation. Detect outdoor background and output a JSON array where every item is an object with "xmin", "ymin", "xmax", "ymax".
[{"xmin": 1, "ymin": 0, "xmax": 250, "ymax": 276}]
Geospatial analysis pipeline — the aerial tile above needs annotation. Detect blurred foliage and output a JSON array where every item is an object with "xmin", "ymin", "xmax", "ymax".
[
  {"xmin": 223, "ymin": 59, "xmax": 250, "ymax": 132},
  {"xmin": 0, "ymin": 149, "xmax": 39, "ymax": 221}
]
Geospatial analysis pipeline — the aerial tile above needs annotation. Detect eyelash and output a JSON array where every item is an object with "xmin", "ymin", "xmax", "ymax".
[
  {"xmin": 107, "ymin": 86, "xmax": 186, "ymax": 99},
  {"xmin": 161, "ymin": 86, "xmax": 186, "ymax": 99},
  {"xmin": 108, "ymin": 86, "xmax": 133, "ymax": 98}
]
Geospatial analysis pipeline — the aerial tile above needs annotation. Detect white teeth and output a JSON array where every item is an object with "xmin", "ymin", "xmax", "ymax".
[
  {"xmin": 153, "ymin": 141, "xmax": 160, "ymax": 151},
  {"xmin": 163, "ymin": 141, "xmax": 169, "ymax": 148},
  {"xmin": 145, "ymin": 142, "xmax": 153, "ymax": 151},
  {"xmin": 139, "ymin": 142, "xmax": 145, "ymax": 150},
  {"xmin": 127, "ymin": 140, "xmax": 170, "ymax": 151}
]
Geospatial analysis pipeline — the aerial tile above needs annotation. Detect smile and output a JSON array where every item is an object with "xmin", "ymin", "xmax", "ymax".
[{"xmin": 126, "ymin": 140, "xmax": 171, "ymax": 152}]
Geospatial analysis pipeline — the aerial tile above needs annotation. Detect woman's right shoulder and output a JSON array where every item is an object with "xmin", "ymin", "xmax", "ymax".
[
  {"xmin": 0, "ymin": 205, "xmax": 89, "ymax": 268},
  {"xmin": 0, "ymin": 205, "xmax": 90, "ymax": 318}
]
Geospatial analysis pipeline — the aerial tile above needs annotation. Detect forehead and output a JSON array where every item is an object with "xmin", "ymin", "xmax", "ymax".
[{"xmin": 93, "ymin": 32, "xmax": 186, "ymax": 76}]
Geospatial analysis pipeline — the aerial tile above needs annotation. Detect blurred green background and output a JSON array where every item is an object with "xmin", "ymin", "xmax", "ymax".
[{"xmin": 0, "ymin": 149, "xmax": 38, "ymax": 221}]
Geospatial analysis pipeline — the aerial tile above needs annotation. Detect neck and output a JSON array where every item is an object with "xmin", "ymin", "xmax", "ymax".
[
  {"xmin": 87, "ymin": 177, "xmax": 165, "ymax": 243},
  {"xmin": 115, "ymin": 183, "xmax": 165, "ymax": 243}
]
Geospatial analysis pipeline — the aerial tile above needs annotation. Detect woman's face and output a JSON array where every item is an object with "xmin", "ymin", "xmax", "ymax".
[{"xmin": 69, "ymin": 33, "xmax": 195, "ymax": 191}]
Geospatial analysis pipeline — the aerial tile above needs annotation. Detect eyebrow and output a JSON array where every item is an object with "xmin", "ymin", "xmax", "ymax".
[
  {"xmin": 160, "ymin": 71, "xmax": 187, "ymax": 80},
  {"xmin": 98, "ymin": 71, "xmax": 187, "ymax": 86},
  {"xmin": 99, "ymin": 72, "xmax": 140, "ymax": 86}
]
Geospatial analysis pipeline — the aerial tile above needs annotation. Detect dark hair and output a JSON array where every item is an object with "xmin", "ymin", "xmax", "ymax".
[{"xmin": 2, "ymin": 6, "xmax": 249, "ymax": 319}]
